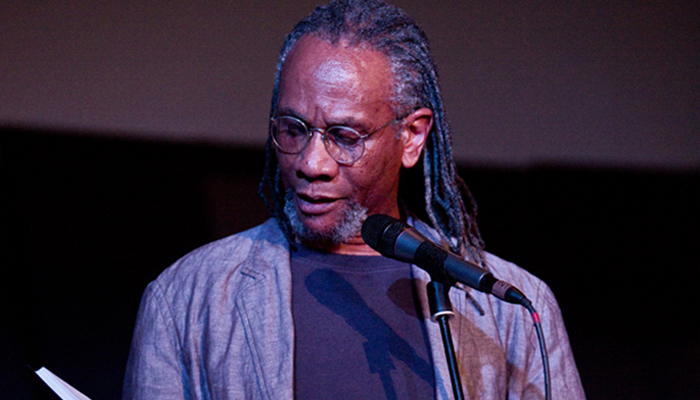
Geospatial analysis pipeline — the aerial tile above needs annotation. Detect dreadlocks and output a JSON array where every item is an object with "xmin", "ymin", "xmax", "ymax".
[{"xmin": 259, "ymin": 0, "xmax": 484, "ymax": 262}]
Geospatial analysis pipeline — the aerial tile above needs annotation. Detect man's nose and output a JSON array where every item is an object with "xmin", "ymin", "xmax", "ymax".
[{"xmin": 296, "ymin": 130, "xmax": 339, "ymax": 180}]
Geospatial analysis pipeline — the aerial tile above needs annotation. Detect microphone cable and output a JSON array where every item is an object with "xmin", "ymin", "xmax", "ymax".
[{"xmin": 521, "ymin": 300, "xmax": 552, "ymax": 400}]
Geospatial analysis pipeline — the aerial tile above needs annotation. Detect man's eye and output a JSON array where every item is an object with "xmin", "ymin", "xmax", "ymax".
[
  {"xmin": 283, "ymin": 123, "xmax": 307, "ymax": 137},
  {"xmin": 330, "ymin": 128, "xmax": 361, "ymax": 147}
]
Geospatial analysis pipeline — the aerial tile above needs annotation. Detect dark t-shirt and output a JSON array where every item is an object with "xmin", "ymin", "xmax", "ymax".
[{"xmin": 291, "ymin": 244, "xmax": 436, "ymax": 399}]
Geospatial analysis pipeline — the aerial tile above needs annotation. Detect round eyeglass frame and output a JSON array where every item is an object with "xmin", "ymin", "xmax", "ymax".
[{"xmin": 270, "ymin": 112, "xmax": 410, "ymax": 165}]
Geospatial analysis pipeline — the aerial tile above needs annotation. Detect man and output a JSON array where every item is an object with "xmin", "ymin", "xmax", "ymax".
[{"xmin": 123, "ymin": 1, "xmax": 585, "ymax": 399}]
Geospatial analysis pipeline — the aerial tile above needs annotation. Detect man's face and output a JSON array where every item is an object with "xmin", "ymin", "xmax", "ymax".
[{"xmin": 275, "ymin": 35, "xmax": 406, "ymax": 250}]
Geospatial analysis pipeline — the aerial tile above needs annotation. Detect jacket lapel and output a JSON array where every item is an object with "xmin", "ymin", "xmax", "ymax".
[{"xmin": 235, "ymin": 220, "xmax": 295, "ymax": 400}]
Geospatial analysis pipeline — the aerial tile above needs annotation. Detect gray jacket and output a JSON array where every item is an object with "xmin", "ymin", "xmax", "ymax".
[{"xmin": 124, "ymin": 218, "xmax": 585, "ymax": 400}]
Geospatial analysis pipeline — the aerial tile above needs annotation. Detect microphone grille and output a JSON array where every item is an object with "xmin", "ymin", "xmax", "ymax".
[{"xmin": 361, "ymin": 214, "xmax": 406, "ymax": 257}]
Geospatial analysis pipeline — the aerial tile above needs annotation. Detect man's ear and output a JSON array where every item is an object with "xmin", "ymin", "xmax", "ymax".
[{"xmin": 401, "ymin": 108, "xmax": 433, "ymax": 168}]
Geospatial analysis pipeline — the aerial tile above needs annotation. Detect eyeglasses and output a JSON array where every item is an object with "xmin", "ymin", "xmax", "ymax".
[{"xmin": 270, "ymin": 113, "xmax": 407, "ymax": 165}]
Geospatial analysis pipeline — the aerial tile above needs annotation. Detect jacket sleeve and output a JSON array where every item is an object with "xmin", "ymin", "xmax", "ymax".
[{"xmin": 123, "ymin": 281, "xmax": 187, "ymax": 400}]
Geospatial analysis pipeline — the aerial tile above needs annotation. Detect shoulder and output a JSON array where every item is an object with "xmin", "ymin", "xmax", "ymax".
[
  {"xmin": 410, "ymin": 217, "xmax": 558, "ymax": 309},
  {"xmin": 482, "ymin": 252, "xmax": 559, "ymax": 310},
  {"xmin": 482, "ymin": 252, "xmax": 547, "ymax": 295},
  {"xmin": 147, "ymin": 218, "xmax": 288, "ymax": 303}
]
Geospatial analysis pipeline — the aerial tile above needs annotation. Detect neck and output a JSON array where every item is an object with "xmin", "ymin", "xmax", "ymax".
[
  {"xmin": 297, "ymin": 232, "xmax": 381, "ymax": 256},
  {"xmin": 330, "ymin": 238, "xmax": 381, "ymax": 256}
]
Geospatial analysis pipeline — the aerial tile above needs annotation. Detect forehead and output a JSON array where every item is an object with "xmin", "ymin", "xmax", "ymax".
[{"xmin": 278, "ymin": 35, "xmax": 394, "ymax": 120}]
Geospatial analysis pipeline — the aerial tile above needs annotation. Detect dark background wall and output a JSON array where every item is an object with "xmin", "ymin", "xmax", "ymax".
[
  {"xmin": 1, "ymin": 129, "xmax": 697, "ymax": 399},
  {"xmin": 1, "ymin": 0, "xmax": 698, "ymax": 168}
]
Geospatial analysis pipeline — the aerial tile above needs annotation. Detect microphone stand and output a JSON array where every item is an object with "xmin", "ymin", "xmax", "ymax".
[{"xmin": 427, "ymin": 280, "xmax": 464, "ymax": 400}]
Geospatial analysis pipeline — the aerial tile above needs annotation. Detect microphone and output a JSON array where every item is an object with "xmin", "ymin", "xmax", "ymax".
[{"xmin": 361, "ymin": 214, "xmax": 530, "ymax": 306}]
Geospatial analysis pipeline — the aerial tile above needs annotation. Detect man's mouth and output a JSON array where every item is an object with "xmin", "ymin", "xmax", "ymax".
[{"xmin": 295, "ymin": 192, "xmax": 340, "ymax": 215}]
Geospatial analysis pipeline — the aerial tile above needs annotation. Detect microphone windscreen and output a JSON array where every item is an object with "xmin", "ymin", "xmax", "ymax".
[{"xmin": 361, "ymin": 214, "xmax": 405, "ymax": 257}]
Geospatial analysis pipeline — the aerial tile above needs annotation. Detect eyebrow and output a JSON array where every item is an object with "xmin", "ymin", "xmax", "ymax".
[
  {"xmin": 276, "ymin": 106, "xmax": 305, "ymax": 121},
  {"xmin": 276, "ymin": 106, "xmax": 368, "ymax": 131}
]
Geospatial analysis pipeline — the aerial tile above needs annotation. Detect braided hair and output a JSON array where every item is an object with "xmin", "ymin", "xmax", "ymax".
[{"xmin": 259, "ymin": 0, "xmax": 484, "ymax": 262}]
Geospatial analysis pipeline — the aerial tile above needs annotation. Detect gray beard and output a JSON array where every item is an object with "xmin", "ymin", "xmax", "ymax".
[{"xmin": 284, "ymin": 189, "xmax": 367, "ymax": 250}]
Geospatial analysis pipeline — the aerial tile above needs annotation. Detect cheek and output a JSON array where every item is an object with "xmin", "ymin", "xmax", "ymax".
[{"xmin": 348, "ymin": 146, "xmax": 403, "ymax": 203}]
